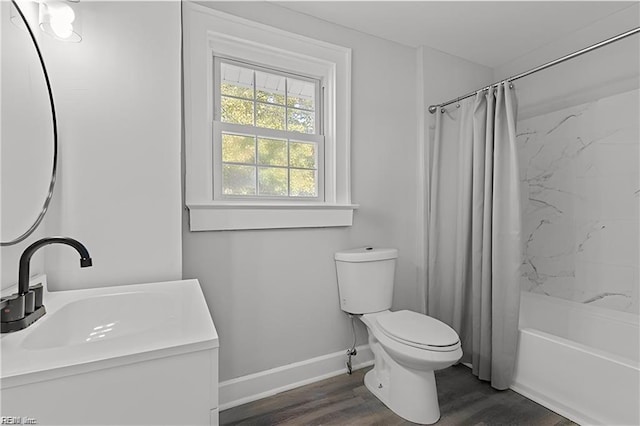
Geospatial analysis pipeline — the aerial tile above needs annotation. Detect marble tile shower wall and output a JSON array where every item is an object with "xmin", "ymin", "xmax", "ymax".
[{"xmin": 517, "ymin": 88, "xmax": 639, "ymax": 314}]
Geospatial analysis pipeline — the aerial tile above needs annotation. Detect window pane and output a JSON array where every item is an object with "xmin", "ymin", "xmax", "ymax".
[
  {"xmin": 287, "ymin": 109, "xmax": 315, "ymax": 134},
  {"xmin": 257, "ymin": 92, "xmax": 285, "ymax": 105},
  {"xmin": 289, "ymin": 142, "xmax": 316, "ymax": 169},
  {"xmin": 287, "ymin": 78, "xmax": 315, "ymax": 110},
  {"xmin": 222, "ymin": 134, "xmax": 255, "ymax": 164},
  {"xmin": 214, "ymin": 59, "xmax": 324, "ymax": 201},
  {"xmin": 256, "ymin": 103, "xmax": 285, "ymax": 130},
  {"xmin": 290, "ymin": 169, "xmax": 317, "ymax": 197},
  {"xmin": 258, "ymin": 138, "xmax": 287, "ymax": 166},
  {"xmin": 258, "ymin": 167, "xmax": 288, "ymax": 196},
  {"xmin": 223, "ymin": 164, "xmax": 256, "ymax": 195},
  {"xmin": 221, "ymin": 96, "xmax": 254, "ymax": 125},
  {"xmin": 256, "ymin": 71, "xmax": 285, "ymax": 105},
  {"xmin": 220, "ymin": 62, "xmax": 254, "ymax": 99}
]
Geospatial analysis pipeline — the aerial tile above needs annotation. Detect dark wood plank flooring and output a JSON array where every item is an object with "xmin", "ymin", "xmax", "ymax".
[{"xmin": 220, "ymin": 365, "xmax": 576, "ymax": 426}]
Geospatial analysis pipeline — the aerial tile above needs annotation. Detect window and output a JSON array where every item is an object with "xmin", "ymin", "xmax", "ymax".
[
  {"xmin": 214, "ymin": 59, "xmax": 324, "ymax": 200},
  {"xmin": 183, "ymin": 4, "xmax": 356, "ymax": 230}
]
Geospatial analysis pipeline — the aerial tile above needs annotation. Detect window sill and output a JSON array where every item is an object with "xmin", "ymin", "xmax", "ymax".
[{"xmin": 187, "ymin": 202, "xmax": 359, "ymax": 231}]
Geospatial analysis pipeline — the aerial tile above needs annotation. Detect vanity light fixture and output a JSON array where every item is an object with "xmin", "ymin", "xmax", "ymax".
[{"xmin": 39, "ymin": 0, "xmax": 81, "ymax": 42}]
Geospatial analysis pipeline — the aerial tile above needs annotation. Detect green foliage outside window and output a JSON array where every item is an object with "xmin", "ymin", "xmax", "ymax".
[{"xmin": 219, "ymin": 65, "xmax": 319, "ymax": 198}]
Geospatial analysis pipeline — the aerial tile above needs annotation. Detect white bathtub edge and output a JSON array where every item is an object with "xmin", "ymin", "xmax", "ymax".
[
  {"xmin": 520, "ymin": 327, "xmax": 638, "ymax": 369},
  {"xmin": 513, "ymin": 326, "xmax": 639, "ymax": 426},
  {"xmin": 510, "ymin": 381, "xmax": 600, "ymax": 426}
]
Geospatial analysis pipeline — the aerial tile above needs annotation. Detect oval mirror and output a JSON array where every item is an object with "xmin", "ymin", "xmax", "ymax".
[{"xmin": 1, "ymin": 1, "xmax": 57, "ymax": 246}]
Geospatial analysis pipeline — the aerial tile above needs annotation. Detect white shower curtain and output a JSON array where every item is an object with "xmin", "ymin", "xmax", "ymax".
[{"xmin": 427, "ymin": 83, "xmax": 522, "ymax": 390}]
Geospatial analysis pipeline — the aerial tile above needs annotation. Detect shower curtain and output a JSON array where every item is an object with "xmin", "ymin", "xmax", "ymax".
[{"xmin": 427, "ymin": 83, "xmax": 522, "ymax": 390}]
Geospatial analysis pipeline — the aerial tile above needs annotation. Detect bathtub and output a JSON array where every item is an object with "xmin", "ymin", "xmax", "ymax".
[
  {"xmin": 1, "ymin": 276, "xmax": 219, "ymax": 425},
  {"xmin": 512, "ymin": 291, "xmax": 639, "ymax": 425}
]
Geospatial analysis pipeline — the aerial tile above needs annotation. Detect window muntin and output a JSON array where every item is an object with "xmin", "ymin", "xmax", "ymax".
[
  {"xmin": 220, "ymin": 132, "xmax": 319, "ymax": 197},
  {"xmin": 214, "ymin": 58, "xmax": 323, "ymax": 200}
]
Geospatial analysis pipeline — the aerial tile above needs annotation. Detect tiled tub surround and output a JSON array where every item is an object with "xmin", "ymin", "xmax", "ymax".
[{"xmin": 517, "ymin": 88, "xmax": 639, "ymax": 314}]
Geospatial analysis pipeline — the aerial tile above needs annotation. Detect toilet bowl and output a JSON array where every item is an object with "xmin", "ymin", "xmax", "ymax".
[
  {"xmin": 360, "ymin": 310, "xmax": 462, "ymax": 424},
  {"xmin": 334, "ymin": 247, "xmax": 462, "ymax": 424}
]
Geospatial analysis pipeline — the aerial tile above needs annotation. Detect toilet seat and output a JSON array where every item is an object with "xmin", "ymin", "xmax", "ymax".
[{"xmin": 376, "ymin": 310, "xmax": 460, "ymax": 352}]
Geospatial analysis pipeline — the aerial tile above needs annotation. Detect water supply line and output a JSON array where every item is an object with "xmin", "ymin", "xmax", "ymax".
[{"xmin": 346, "ymin": 314, "xmax": 358, "ymax": 375}]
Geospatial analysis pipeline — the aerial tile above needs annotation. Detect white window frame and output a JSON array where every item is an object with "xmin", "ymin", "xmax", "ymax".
[
  {"xmin": 213, "ymin": 57, "xmax": 325, "ymax": 202},
  {"xmin": 183, "ymin": 3, "xmax": 356, "ymax": 231}
]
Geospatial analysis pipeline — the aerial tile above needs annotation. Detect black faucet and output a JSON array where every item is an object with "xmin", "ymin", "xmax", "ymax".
[{"xmin": 1, "ymin": 237, "xmax": 93, "ymax": 333}]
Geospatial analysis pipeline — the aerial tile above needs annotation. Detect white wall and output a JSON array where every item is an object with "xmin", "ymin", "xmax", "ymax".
[
  {"xmin": 183, "ymin": 1, "xmax": 418, "ymax": 382},
  {"xmin": 1, "ymin": 1, "xmax": 182, "ymax": 290},
  {"xmin": 421, "ymin": 47, "xmax": 495, "ymax": 114},
  {"xmin": 1, "ymin": 2, "xmax": 48, "ymax": 288},
  {"xmin": 494, "ymin": 3, "xmax": 640, "ymax": 119}
]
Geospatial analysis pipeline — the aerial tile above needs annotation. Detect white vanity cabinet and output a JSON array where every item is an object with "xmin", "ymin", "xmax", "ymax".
[{"xmin": 1, "ymin": 278, "xmax": 219, "ymax": 425}]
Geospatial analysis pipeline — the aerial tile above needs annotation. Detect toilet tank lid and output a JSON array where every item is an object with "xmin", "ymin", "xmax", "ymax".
[{"xmin": 335, "ymin": 247, "xmax": 398, "ymax": 262}]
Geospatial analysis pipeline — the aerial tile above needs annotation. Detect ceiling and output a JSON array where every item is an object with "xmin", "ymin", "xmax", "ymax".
[{"xmin": 273, "ymin": 1, "xmax": 637, "ymax": 68}]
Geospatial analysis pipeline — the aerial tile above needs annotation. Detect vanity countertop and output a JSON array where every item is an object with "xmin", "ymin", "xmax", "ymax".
[{"xmin": 1, "ymin": 276, "xmax": 218, "ymax": 389}]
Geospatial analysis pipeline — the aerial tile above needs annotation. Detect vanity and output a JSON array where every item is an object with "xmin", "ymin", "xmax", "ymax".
[{"xmin": 0, "ymin": 276, "xmax": 219, "ymax": 425}]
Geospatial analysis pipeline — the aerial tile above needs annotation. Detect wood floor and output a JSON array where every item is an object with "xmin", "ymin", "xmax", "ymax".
[{"xmin": 220, "ymin": 365, "xmax": 577, "ymax": 426}]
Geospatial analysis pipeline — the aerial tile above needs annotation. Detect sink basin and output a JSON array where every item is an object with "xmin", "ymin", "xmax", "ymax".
[
  {"xmin": 0, "ymin": 276, "xmax": 219, "ymax": 426},
  {"xmin": 1, "ymin": 276, "xmax": 218, "ymax": 389},
  {"xmin": 21, "ymin": 292, "xmax": 173, "ymax": 350}
]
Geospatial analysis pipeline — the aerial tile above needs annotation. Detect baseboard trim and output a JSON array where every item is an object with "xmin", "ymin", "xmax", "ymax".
[{"xmin": 219, "ymin": 344, "xmax": 374, "ymax": 411}]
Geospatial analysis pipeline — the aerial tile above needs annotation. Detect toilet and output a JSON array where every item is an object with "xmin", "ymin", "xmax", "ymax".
[{"xmin": 335, "ymin": 247, "xmax": 462, "ymax": 424}]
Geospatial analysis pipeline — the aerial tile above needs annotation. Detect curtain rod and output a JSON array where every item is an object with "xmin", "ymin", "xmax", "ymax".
[{"xmin": 428, "ymin": 27, "xmax": 640, "ymax": 114}]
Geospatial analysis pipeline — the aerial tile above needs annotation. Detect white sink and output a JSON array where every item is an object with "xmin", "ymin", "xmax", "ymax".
[
  {"xmin": 1, "ymin": 276, "xmax": 218, "ymax": 386},
  {"xmin": 0, "ymin": 276, "xmax": 219, "ymax": 425},
  {"xmin": 21, "ymin": 292, "xmax": 174, "ymax": 350}
]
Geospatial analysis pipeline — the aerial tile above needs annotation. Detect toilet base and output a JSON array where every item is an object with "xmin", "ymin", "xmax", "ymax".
[{"xmin": 364, "ymin": 356, "xmax": 441, "ymax": 424}]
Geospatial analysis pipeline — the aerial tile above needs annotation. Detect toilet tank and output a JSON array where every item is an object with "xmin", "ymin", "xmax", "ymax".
[{"xmin": 334, "ymin": 247, "xmax": 398, "ymax": 314}]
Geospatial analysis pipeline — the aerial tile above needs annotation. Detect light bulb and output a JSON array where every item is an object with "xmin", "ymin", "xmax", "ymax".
[
  {"xmin": 49, "ymin": 2, "xmax": 75, "ymax": 24},
  {"xmin": 39, "ymin": 1, "xmax": 81, "ymax": 42},
  {"xmin": 50, "ymin": 18, "xmax": 73, "ymax": 39}
]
